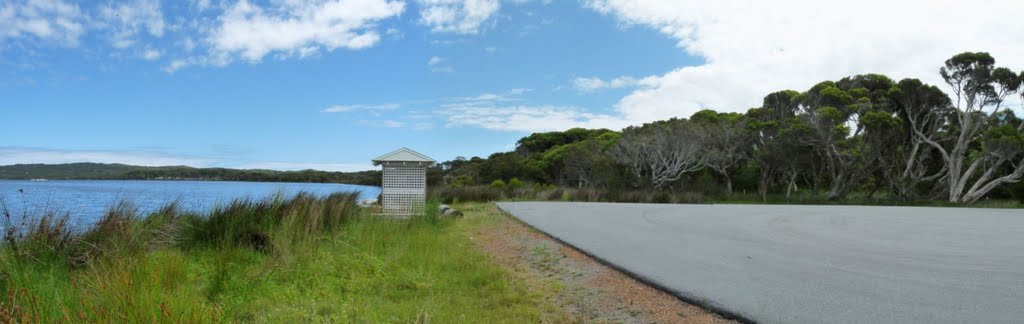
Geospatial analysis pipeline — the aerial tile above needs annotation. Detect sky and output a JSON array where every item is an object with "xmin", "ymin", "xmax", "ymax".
[{"xmin": 2, "ymin": 0, "xmax": 1024, "ymax": 172}]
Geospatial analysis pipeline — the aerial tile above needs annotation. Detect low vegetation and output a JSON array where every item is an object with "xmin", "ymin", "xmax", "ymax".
[
  {"xmin": 0, "ymin": 194, "xmax": 550, "ymax": 322},
  {"xmin": 430, "ymin": 184, "xmax": 1023, "ymax": 208}
]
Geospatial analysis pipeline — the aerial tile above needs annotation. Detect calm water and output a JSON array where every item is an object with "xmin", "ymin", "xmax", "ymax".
[{"xmin": 0, "ymin": 180, "xmax": 380, "ymax": 229}]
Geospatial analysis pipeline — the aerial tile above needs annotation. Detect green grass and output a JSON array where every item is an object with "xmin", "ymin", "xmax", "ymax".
[{"xmin": 0, "ymin": 194, "xmax": 550, "ymax": 323}]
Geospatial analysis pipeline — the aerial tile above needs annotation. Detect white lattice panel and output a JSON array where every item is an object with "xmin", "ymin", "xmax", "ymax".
[{"xmin": 381, "ymin": 164, "xmax": 427, "ymax": 216}]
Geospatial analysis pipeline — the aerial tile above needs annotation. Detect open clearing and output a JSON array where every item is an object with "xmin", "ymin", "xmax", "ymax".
[{"xmin": 497, "ymin": 202, "xmax": 1024, "ymax": 324}]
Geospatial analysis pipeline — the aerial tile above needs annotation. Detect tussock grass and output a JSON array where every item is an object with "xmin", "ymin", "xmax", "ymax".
[{"xmin": 0, "ymin": 193, "xmax": 547, "ymax": 322}]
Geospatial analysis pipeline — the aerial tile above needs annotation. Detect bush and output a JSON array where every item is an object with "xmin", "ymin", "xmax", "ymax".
[
  {"xmin": 508, "ymin": 178, "xmax": 524, "ymax": 190},
  {"xmin": 489, "ymin": 179, "xmax": 506, "ymax": 188}
]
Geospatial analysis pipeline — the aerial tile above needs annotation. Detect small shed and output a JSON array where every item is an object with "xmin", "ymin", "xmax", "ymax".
[{"xmin": 372, "ymin": 148, "xmax": 435, "ymax": 216}]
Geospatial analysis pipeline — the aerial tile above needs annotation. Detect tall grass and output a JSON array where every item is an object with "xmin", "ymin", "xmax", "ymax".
[
  {"xmin": 0, "ymin": 191, "xmax": 362, "ymax": 322},
  {"xmin": 1, "ymin": 193, "xmax": 548, "ymax": 322}
]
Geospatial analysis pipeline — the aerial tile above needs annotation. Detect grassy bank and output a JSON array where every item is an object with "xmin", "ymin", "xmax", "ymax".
[
  {"xmin": 431, "ymin": 185, "xmax": 1024, "ymax": 208},
  {"xmin": 1, "ymin": 193, "xmax": 550, "ymax": 322}
]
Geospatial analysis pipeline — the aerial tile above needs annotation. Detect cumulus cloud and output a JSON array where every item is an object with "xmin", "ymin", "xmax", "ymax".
[
  {"xmin": 142, "ymin": 49, "xmax": 161, "ymax": 60},
  {"xmin": 583, "ymin": 0, "xmax": 1024, "ymax": 124},
  {"xmin": 417, "ymin": 0, "xmax": 500, "ymax": 34},
  {"xmin": 99, "ymin": 0, "xmax": 165, "ymax": 49},
  {"xmin": 208, "ymin": 0, "xmax": 405, "ymax": 63},
  {"xmin": 572, "ymin": 76, "xmax": 658, "ymax": 92},
  {"xmin": 0, "ymin": 0, "xmax": 86, "ymax": 46},
  {"xmin": 431, "ymin": 88, "xmax": 625, "ymax": 132},
  {"xmin": 437, "ymin": 104, "xmax": 625, "ymax": 132}
]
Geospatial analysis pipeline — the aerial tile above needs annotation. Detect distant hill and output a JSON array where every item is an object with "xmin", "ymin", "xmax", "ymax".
[{"xmin": 0, "ymin": 163, "xmax": 382, "ymax": 186}]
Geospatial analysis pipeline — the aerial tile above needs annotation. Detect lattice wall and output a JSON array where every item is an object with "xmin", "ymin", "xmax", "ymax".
[{"xmin": 381, "ymin": 163, "xmax": 427, "ymax": 216}]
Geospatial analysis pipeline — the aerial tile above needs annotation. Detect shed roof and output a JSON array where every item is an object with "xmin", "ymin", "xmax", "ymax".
[{"xmin": 372, "ymin": 147, "xmax": 435, "ymax": 165}]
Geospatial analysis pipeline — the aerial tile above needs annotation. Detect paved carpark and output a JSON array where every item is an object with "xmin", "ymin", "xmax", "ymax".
[{"xmin": 496, "ymin": 202, "xmax": 1024, "ymax": 324}]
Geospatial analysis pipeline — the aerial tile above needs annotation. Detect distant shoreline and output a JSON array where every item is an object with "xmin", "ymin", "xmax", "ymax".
[{"xmin": 0, "ymin": 162, "xmax": 382, "ymax": 186}]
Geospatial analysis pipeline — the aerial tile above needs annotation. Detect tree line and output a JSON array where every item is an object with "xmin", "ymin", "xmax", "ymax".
[
  {"xmin": 0, "ymin": 163, "xmax": 384, "ymax": 186},
  {"xmin": 438, "ymin": 52, "xmax": 1024, "ymax": 203}
]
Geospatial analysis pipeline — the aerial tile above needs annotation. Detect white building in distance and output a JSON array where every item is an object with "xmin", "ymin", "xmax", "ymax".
[{"xmin": 372, "ymin": 148, "xmax": 435, "ymax": 216}]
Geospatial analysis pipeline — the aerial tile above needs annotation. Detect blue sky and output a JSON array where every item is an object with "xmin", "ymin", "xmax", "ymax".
[
  {"xmin": 3, "ymin": 0, "xmax": 1023, "ymax": 171},
  {"xmin": 1, "ymin": 0, "xmax": 698, "ymax": 171}
]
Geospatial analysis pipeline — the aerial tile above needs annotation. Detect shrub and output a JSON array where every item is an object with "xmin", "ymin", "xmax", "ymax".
[
  {"xmin": 489, "ymin": 179, "xmax": 506, "ymax": 188},
  {"xmin": 508, "ymin": 178, "xmax": 524, "ymax": 190}
]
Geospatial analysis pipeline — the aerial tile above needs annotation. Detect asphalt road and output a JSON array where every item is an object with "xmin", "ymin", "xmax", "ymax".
[{"xmin": 496, "ymin": 202, "xmax": 1024, "ymax": 324}]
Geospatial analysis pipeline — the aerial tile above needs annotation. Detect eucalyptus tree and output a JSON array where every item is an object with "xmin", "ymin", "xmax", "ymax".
[
  {"xmin": 559, "ymin": 132, "xmax": 621, "ymax": 189},
  {"xmin": 692, "ymin": 110, "xmax": 751, "ymax": 195},
  {"xmin": 882, "ymin": 78, "xmax": 952, "ymax": 200},
  {"xmin": 611, "ymin": 118, "xmax": 707, "ymax": 189},
  {"xmin": 793, "ymin": 75, "xmax": 897, "ymax": 200},
  {"xmin": 910, "ymin": 52, "xmax": 1024, "ymax": 203},
  {"xmin": 747, "ymin": 90, "xmax": 802, "ymax": 200}
]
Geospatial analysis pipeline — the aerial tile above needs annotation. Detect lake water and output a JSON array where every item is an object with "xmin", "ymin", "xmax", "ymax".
[{"xmin": 0, "ymin": 180, "xmax": 380, "ymax": 230}]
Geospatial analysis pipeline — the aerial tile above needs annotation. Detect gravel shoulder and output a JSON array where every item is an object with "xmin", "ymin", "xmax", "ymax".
[{"xmin": 461, "ymin": 203, "xmax": 734, "ymax": 324}]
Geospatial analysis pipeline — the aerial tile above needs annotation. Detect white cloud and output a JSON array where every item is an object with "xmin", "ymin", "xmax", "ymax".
[
  {"xmin": 0, "ymin": 147, "xmax": 210, "ymax": 167},
  {"xmin": 322, "ymin": 103, "xmax": 400, "ymax": 113},
  {"xmin": 437, "ymin": 103, "xmax": 626, "ymax": 132},
  {"xmin": 427, "ymin": 55, "xmax": 446, "ymax": 66},
  {"xmin": 456, "ymin": 88, "xmax": 530, "ymax": 102},
  {"xmin": 357, "ymin": 119, "xmax": 407, "ymax": 128},
  {"xmin": 583, "ymin": 0, "xmax": 1024, "ymax": 125},
  {"xmin": 425, "ymin": 87, "xmax": 625, "ymax": 132},
  {"xmin": 208, "ymin": 0, "xmax": 405, "ymax": 63},
  {"xmin": 572, "ymin": 76, "xmax": 658, "ymax": 92},
  {"xmin": 427, "ymin": 55, "xmax": 454, "ymax": 72},
  {"xmin": 162, "ymin": 59, "xmax": 188, "ymax": 73},
  {"xmin": 99, "ymin": 0, "xmax": 165, "ymax": 49},
  {"xmin": 417, "ymin": 0, "xmax": 500, "ymax": 34},
  {"xmin": 142, "ymin": 49, "xmax": 161, "ymax": 60},
  {"xmin": 0, "ymin": 0, "xmax": 85, "ymax": 46},
  {"xmin": 193, "ymin": 0, "xmax": 213, "ymax": 12},
  {"xmin": 234, "ymin": 161, "xmax": 375, "ymax": 172}
]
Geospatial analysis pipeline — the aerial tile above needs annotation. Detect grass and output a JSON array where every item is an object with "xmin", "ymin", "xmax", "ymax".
[{"xmin": 0, "ymin": 193, "xmax": 553, "ymax": 323}]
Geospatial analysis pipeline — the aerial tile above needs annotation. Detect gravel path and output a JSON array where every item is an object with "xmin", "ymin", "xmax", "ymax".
[
  {"xmin": 497, "ymin": 202, "xmax": 1024, "ymax": 324},
  {"xmin": 469, "ymin": 203, "xmax": 733, "ymax": 323}
]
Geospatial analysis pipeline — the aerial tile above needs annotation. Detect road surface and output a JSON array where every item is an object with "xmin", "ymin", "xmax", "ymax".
[{"xmin": 496, "ymin": 202, "xmax": 1024, "ymax": 324}]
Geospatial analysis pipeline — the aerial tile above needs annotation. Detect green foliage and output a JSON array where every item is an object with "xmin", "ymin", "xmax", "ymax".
[
  {"xmin": 508, "ymin": 178, "xmax": 524, "ymax": 189},
  {"xmin": 432, "ymin": 50, "xmax": 1024, "ymax": 204},
  {"xmin": 815, "ymin": 106, "xmax": 843, "ymax": 120},
  {"xmin": 985, "ymin": 125, "xmax": 1024, "ymax": 148},
  {"xmin": 861, "ymin": 110, "xmax": 901, "ymax": 129},
  {"xmin": 515, "ymin": 128, "xmax": 616, "ymax": 154},
  {"xmin": 489, "ymin": 179, "xmax": 506, "ymax": 188},
  {"xmin": 1, "ymin": 197, "xmax": 549, "ymax": 322}
]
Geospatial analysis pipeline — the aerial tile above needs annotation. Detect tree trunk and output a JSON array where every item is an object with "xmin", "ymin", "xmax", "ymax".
[{"xmin": 758, "ymin": 173, "xmax": 770, "ymax": 202}]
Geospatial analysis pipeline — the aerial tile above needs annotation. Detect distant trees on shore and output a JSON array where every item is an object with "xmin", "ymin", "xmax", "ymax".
[
  {"xmin": 438, "ymin": 52, "xmax": 1024, "ymax": 203},
  {"xmin": 0, "ymin": 163, "xmax": 383, "ymax": 186}
]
